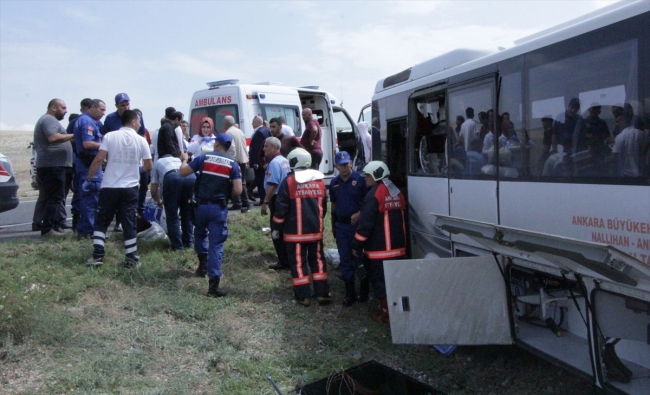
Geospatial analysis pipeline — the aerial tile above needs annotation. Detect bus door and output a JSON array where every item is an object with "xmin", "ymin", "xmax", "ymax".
[
  {"xmin": 447, "ymin": 78, "xmax": 498, "ymax": 247},
  {"xmin": 407, "ymin": 88, "xmax": 451, "ymax": 257}
]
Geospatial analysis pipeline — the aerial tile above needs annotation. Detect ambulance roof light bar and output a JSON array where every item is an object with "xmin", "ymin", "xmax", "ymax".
[
  {"xmin": 206, "ymin": 79, "xmax": 239, "ymax": 88},
  {"xmin": 300, "ymin": 85, "xmax": 319, "ymax": 90}
]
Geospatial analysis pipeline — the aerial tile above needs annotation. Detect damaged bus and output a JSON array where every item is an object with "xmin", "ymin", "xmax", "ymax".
[{"xmin": 370, "ymin": 1, "xmax": 650, "ymax": 393}]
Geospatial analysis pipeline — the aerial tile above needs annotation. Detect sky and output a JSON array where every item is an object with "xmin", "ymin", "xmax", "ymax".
[{"xmin": 0, "ymin": 0, "xmax": 619, "ymax": 132}]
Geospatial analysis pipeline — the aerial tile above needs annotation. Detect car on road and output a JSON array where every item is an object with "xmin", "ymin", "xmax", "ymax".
[{"xmin": 0, "ymin": 153, "xmax": 20, "ymax": 213}]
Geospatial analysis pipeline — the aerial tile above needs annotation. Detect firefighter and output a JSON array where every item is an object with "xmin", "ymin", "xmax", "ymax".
[
  {"xmin": 272, "ymin": 148, "xmax": 330, "ymax": 306},
  {"xmin": 351, "ymin": 161, "xmax": 406, "ymax": 323}
]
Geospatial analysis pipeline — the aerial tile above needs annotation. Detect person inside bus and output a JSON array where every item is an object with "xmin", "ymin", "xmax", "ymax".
[
  {"xmin": 607, "ymin": 106, "xmax": 648, "ymax": 177},
  {"xmin": 576, "ymin": 104, "xmax": 610, "ymax": 174},
  {"xmin": 478, "ymin": 111, "xmax": 489, "ymax": 141},
  {"xmin": 552, "ymin": 98, "xmax": 583, "ymax": 154},
  {"xmin": 463, "ymin": 138, "xmax": 486, "ymax": 179},
  {"xmin": 458, "ymin": 107, "xmax": 479, "ymax": 152}
]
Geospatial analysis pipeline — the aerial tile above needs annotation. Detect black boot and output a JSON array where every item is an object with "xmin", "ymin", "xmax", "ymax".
[
  {"xmin": 207, "ymin": 277, "xmax": 227, "ymax": 298},
  {"xmin": 357, "ymin": 276, "xmax": 370, "ymax": 303},
  {"xmin": 342, "ymin": 280, "xmax": 357, "ymax": 307},
  {"xmin": 195, "ymin": 254, "xmax": 207, "ymax": 278},
  {"xmin": 72, "ymin": 213, "xmax": 80, "ymax": 233}
]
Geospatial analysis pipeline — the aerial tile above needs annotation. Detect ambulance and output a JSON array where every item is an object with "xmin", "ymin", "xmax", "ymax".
[{"xmin": 188, "ymin": 80, "xmax": 360, "ymax": 177}]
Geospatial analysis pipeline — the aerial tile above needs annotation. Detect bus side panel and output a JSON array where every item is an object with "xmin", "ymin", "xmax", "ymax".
[
  {"xmin": 408, "ymin": 176, "xmax": 450, "ymax": 242},
  {"xmin": 449, "ymin": 179, "xmax": 498, "ymax": 248},
  {"xmin": 499, "ymin": 182, "xmax": 650, "ymax": 268}
]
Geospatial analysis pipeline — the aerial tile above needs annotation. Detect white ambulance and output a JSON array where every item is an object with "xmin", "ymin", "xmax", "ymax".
[{"xmin": 188, "ymin": 80, "xmax": 360, "ymax": 177}]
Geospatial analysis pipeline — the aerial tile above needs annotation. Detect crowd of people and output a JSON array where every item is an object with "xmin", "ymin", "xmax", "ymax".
[{"xmin": 31, "ymin": 96, "xmax": 405, "ymax": 321}]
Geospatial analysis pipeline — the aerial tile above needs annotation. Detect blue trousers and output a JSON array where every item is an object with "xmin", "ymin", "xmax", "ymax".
[
  {"xmin": 335, "ymin": 222, "xmax": 361, "ymax": 281},
  {"xmin": 162, "ymin": 171, "xmax": 195, "ymax": 250},
  {"xmin": 74, "ymin": 159, "xmax": 102, "ymax": 237},
  {"xmin": 193, "ymin": 203, "xmax": 228, "ymax": 279}
]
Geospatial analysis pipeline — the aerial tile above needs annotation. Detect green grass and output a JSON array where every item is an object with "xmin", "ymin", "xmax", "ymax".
[{"xmin": 0, "ymin": 210, "xmax": 594, "ymax": 394}]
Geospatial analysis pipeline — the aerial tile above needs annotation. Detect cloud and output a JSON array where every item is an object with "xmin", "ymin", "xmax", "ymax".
[
  {"xmin": 385, "ymin": 0, "xmax": 446, "ymax": 15},
  {"xmin": 60, "ymin": 5, "xmax": 103, "ymax": 25}
]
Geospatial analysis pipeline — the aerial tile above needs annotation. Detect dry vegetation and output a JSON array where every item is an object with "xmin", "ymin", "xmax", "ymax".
[{"xmin": 0, "ymin": 130, "xmax": 38, "ymax": 199}]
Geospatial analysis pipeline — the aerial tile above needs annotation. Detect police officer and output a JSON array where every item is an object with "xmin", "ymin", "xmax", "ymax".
[
  {"xmin": 179, "ymin": 133, "xmax": 242, "ymax": 297},
  {"xmin": 351, "ymin": 161, "xmax": 406, "ymax": 323},
  {"xmin": 272, "ymin": 148, "xmax": 330, "ymax": 306},
  {"xmin": 329, "ymin": 151, "xmax": 369, "ymax": 306},
  {"xmin": 73, "ymin": 99, "xmax": 106, "ymax": 239}
]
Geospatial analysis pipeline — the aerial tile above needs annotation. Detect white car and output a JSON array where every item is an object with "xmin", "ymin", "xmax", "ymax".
[{"xmin": 0, "ymin": 153, "xmax": 20, "ymax": 213}]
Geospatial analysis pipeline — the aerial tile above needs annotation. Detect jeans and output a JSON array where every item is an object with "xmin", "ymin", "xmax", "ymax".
[
  {"xmin": 193, "ymin": 202, "xmax": 229, "ymax": 279},
  {"xmin": 162, "ymin": 171, "xmax": 195, "ymax": 250},
  {"xmin": 35, "ymin": 166, "xmax": 67, "ymax": 234},
  {"xmin": 75, "ymin": 159, "xmax": 102, "ymax": 237},
  {"xmin": 92, "ymin": 187, "xmax": 139, "ymax": 260}
]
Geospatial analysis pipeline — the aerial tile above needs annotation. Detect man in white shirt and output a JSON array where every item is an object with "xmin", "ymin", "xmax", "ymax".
[
  {"xmin": 279, "ymin": 116, "xmax": 295, "ymax": 137},
  {"xmin": 84, "ymin": 110, "xmax": 153, "ymax": 268},
  {"xmin": 459, "ymin": 107, "xmax": 478, "ymax": 152},
  {"xmin": 224, "ymin": 115, "xmax": 251, "ymax": 212}
]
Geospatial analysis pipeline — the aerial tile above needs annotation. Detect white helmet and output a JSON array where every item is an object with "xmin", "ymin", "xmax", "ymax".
[
  {"xmin": 362, "ymin": 161, "xmax": 390, "ymax": 181},
  {"xmin": 287, "ymin": 148, "xmax": 312, "ymax": 170}
]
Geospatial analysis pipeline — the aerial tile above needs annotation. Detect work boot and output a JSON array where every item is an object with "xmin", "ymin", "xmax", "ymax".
[
  {"xmin": 195, "ymin": 254, "xmax": 208, "ymax": 278},
  {"xmin": 317, "ymin": 293, "xmax": 332, "ymax": 306},
  {"xmin": 342, "ymin": 280, "xmax": 357, "ymax": 307},
  {"xmin": 371, "ymin": 298, "xmax": 389, "ymax": 324},
  {"xmin": 207, "ymin": 277, "xmax": 227, "ymax": 298},
  {"xmin": 72, "ymin": 213, "xmax": 80, "ymax": 233},
  {"xmin": 357, "ymin": 277, "xmax": 370, "ymax": 303}
]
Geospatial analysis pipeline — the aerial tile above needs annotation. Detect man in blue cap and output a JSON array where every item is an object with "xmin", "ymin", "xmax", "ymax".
[
  {"xmin": 329, "ymin": 150, "xmax": 369, "ymax": 306},
  {"xmin": 179, "ymin": 132, "xmax": 242, "ymax": 297}
]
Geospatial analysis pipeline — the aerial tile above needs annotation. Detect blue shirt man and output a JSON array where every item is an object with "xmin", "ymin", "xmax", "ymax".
[
  {"xmin": 329, "ymin": 151, "xmax": 368, "ymax": 306},
  {"xmin": 73, "ymin": 99, "xmax": 106, "ymax": 237},
  {"xmin": 260, "ymin": 136, "xmax": 291, "ymax": 270},
  {"xmin": 101, "ymin": 93, "xmax": 146, "ymax": 136},
  {"xmin": 180, "ymin": 133, "xmax": 242, "ymax": 298}
]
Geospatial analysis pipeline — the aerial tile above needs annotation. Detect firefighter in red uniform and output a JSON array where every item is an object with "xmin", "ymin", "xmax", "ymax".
[
  {"xmin": 272, "ymin": 148, "xmax": 331, "ymax": 306},
  {"xmin": 352, "ymin": 161, "xmax": 406, "ymax": 323}
]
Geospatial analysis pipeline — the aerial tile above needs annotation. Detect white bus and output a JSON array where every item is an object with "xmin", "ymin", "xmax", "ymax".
[
  {"xmin": 370, "ymin": 1, "xmax": 650, "ymax": 393},
  {"xmin": 188, "ymin": 80, "xmax": 360, "ymax": 178}
]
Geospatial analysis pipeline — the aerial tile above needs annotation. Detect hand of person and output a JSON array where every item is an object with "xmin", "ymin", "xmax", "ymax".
[
  {"xmin": 271, "ymin": 230, "xmax": 280, "ymax": 240},
  {"xmin": 82, "ymin": 180, "xmax": 99, "ymax": 193},
  {"xmin": 351, "ymin": 211, "xmax": 361, "ymax": 225},
  {"xmin": 156, "ymin": 200, "xmax": 163, "ymax": 207},
  {"xmin": 253, "ymin": 164, "xmax": 258, "ymax": 169},
  {"xmin": 260, "ymin": 204, "xmax": 268, "ymax": 216}
]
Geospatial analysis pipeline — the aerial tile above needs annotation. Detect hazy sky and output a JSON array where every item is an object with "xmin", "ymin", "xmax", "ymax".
[{"xmin": 0, "ymin": 0, "xmax": 617, "ymax": 132}]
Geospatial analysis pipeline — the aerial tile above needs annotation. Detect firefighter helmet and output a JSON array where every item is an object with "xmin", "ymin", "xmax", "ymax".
[
  {"xmin": 287, "ymin": 148, "xmax": 312, "ymax": 170},
  {"xmin": 362, "ymin": 161, "xmax": 390, "ymax": 181}
]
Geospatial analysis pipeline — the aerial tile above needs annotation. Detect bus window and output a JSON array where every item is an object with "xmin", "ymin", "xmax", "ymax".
[
  {"xmin": 386, "ymin": 118, "xmax": 408, "ymax": 189},
  {"xmin": 527, "ymin": 39, "xmax": 643, "ymax": 181},
  {"xmin": 498, "ymin": 69, "xmax": 524, "ymax": 178},
  {"xmin": 448, "ymin": 81, "xmax": 495, "ymax": 180},
  {"xmin": 410, "ymin": 96, "xmax": 447, "ymax": 177}
]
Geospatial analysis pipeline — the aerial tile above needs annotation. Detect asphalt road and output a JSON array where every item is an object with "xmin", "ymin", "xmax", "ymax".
[{"xmin": 0, "ymin": 198, "xmax": 72, "ymax": 242}]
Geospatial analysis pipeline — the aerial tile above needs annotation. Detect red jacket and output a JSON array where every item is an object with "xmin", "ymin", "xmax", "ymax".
[
  {"xmin": 272, "ymin": 173, "xmax": 328, "ymax": 242},
  {"xmin": 353, "ymin": 182, "xmax": 406, "ymax": 260}
]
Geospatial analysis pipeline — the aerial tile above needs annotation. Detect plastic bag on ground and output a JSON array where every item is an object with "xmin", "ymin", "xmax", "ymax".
[
  {"xmin": 324, "ymin": 249, "xmax": 340, "ymax": 268},
  {"xmin": 137, "ymin": 221, "xmax": 168, "ymax": 242}
]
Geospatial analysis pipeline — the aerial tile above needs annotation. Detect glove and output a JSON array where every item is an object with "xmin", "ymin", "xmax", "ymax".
[
  {"xmin": 271, "ymin": 230, "xmax": 280, "ymax": 240},
  {"xmin": 82, "ymin": 180, "xmax": 99, "ymax": 193},
  {"xmin": 201, "ymin": 136, "xmax": 214, "ymax": 143}
]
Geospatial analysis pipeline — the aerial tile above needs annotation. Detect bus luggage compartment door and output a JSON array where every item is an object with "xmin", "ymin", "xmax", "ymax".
[{"xmin": 385, "ymin": 256, "xmax": 512, "ymax": 345}]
